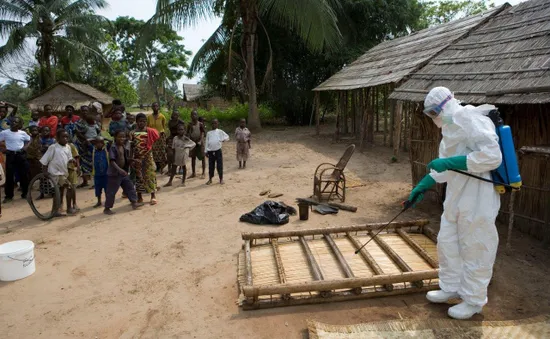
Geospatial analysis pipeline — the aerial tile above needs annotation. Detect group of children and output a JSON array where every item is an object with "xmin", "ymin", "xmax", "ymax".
[{"xmin": 0, "ymin": 100, "xmax": 252, "ymax": 218}]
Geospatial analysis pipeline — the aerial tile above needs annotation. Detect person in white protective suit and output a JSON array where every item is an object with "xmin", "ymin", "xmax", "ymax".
[{"xmin": 408, "ymin": 87, "xmax": 502, "ymax": 320}]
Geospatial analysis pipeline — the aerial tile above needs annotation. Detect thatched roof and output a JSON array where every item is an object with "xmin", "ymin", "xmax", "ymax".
[
  {"xmin": 183, "ymin": 83, "xmax": 204, "ymax": 101},
  {"xmin": 26, "ymin": 81, "xmax": 114, "ymax": 107},
  {"xmin": 313, "ymin": 6, "xmax": 506, "ymax": 92},
  {"xmin": 390, "ymin": 0, "xmax": 550, "ymax": 104}
]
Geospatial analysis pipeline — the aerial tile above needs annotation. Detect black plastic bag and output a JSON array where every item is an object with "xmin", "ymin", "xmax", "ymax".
[{"xmin": 239, "ymin": 201, "xmax": 297, "ymax": 225}]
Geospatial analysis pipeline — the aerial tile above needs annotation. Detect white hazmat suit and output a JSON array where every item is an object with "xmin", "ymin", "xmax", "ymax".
[{"xmin": 422, "ymin": 87, "xmax": 502, "ymax": 319}]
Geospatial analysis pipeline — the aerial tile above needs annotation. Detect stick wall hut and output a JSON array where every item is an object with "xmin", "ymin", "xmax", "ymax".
[
  {"xmin": 389, "ymin": 0, "xmax": 550, "ymax": 241},
  {"xmin": 312, "ymin": 6, "xmax": 506, "ymax": 155}
]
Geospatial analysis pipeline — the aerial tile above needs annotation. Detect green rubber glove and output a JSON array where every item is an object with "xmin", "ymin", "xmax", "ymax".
[
  {"xmin": 408, "ymin": 174, "xmax": 436, "ymax": 207},
  {"xmin": 427, "ymin": 156, "xmax": 468, "ymax": 173}
]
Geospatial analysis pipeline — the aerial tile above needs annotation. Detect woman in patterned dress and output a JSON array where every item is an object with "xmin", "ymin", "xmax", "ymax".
[
  {"xmin": 74, "ymin": 108, "xmax": 101, "ymax": 187},
  {"xmin": 132, "ymin": 113, "xmax": 160, "ymax": 205},
  {"xmin": 146, "ymin": 102, "xmax": 167, "ymax": 173}
]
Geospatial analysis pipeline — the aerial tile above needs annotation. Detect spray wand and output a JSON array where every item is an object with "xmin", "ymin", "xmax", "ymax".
[{"xmin": 354, "ymin": 192, "xmax": 422, "ymax": 254}]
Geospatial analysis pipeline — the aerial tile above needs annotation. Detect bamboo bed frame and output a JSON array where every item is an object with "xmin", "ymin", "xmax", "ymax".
[{"xmin": 237, "ymin": 220, "xmax": 440, "ymax": 310}]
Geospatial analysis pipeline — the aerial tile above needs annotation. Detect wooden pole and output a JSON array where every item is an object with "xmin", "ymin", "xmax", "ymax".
[
  {"xmin": 368, "ymin": 85, "xmax": 375, "ymax": 143},
  {"xmin": 368, "ymin": 231, "xmax": 423, "ymax": 288},
  {"xmin": 347, "ymin": 233, "xmax": 393, "ymax": 291},
  {"xmin": 359, "ymin": 88, "xmax": 370, "ymax": 151},
  {"xmin": 393, "ymin": 100, "xmax": 403, "ymax": 158},
  {"xmin": 242, "ymin": 285, "xmax": 437, "ymax": 310},
  {"xmin": 506, "ymin": 190, "xmax": 516, "ymax": 253},
  {"xmin": 324, "ymin": 234, "xmax": 362, "ymax": 294},
  {"xmin": 396, "ymin": 228, "xmax": 439, "ymax": 268},
  {"xmin": 375, "ymin": 86, "xmax": 379, "ymax": 132},
  {"xmin": 315, "ymin": 91, "xmax": 320, "ymax": 136},
  {"xmin": 271, "ymin": 239, "xmax": 290, "ymax": 300},
  {"xmin": 389, "ymin": 99, "xmax": 395, "ymax": 147},
  {"xmin": 383, "ymin": 85, "xmax": 388, "ymax": 146},
  {"xmin": 335, "ymin": 92, "xmax": 341, "ymax": 141},
  {"xmin": 242, "ymin": 270, "xmax": 438, "ymax": 297},
  {"xmin": 299, "ymin": 236, "xmax": 324, "ymax": 281},
  {"xmin": 245, "ymin": 240, "xmax": 253, "ymax": 286},
  {"xmin": 242, "ymin": 219, "xmax": 430, "ymax": 240}
]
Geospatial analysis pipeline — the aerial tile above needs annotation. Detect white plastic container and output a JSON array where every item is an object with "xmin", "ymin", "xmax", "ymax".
[{"xmin": 0, "ymin": 240, "xmax": 36, "ymax": 281}]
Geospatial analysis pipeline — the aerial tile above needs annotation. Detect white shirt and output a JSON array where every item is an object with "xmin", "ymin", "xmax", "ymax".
[
  {"xmin": 40, "ymin": 143, "xmax": 73, "ymax": 176},
  {"xmin": 205, "ymin": 129, "xmax": 229, "ymax": 152},
  {"xmin": 0, "ymin": 130, "xmax": 31, "ymax": 151}
]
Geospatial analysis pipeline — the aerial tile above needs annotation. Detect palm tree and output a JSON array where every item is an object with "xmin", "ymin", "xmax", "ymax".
[
  {"xmin": 0, "ymin": 0, "xmax": 109, "ymax": 90},
  {"xmin": 150, "ymin": 0, "xmax": 342, "ymax": 130}
]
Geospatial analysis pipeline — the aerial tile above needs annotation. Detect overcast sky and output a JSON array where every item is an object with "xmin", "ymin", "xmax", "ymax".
[{"xmin": 0, "ymin": 0, "xmax": 524, "ymax": 87}]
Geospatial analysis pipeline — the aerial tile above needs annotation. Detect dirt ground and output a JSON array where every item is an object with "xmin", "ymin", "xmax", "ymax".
[{"xmin": 1, "ymin": 126, "xmax": 549, "ymax": 338}]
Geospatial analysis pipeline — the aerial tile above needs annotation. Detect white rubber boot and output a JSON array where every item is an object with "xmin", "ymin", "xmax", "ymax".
[
  {"xmin": 426, "ymin": 290, "xmax": 459, "ymax": 303},
  {"xmin": 448, "ymin": 302, "xmax": 483, "ymax": 320}
]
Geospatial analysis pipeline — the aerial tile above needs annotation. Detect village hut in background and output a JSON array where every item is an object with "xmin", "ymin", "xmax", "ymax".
[
  {"xmin": 389, "ymin": 0, "xmax": 550, "ymax": 242},
  {"xmin": 182, "ymin": 83, "xmax": 231, "ymax": 111},
  {"xmin": 26, "ymin": 81, "xmax": 114, "ymax": 117},
  {"xmin": 312, "ymin": 5, "xmax": 507, "ymax": 155}
]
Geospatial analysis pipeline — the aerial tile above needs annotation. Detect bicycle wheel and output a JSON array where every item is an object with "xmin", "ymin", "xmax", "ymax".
[{"xmin": 27, "ymin": 173, "xmax": 61, "ymax": 220}]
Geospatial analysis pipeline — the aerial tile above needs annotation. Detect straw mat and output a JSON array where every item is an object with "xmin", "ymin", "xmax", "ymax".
[{"xmin": 308, "ymin": 315, "xmax": 550, "ymax": 339}]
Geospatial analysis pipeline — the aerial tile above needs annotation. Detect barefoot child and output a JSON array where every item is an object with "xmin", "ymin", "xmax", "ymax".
[
  {"xmin": 131, "ymin": 113, "xmax": 159, "ymax": 205},
  {"xmin": 166, "ymin": 110, "xmax": 185, "ymax": 177},
  {"xmin": 67, "ymin": 141, "xmax": 80, "ymax": 212},
  {"xmin": 40, "ymin": 129, "xmax": 76, "ymax": 216},
  {"xmin": 235, "ymin": 119, "xmax": 251, "ymax": 169},
  {"xmin": 205, "ymin": 119, "xmax": 229, "ymax": 185},
  {"xmin": 104, "ymin": 130, "xmax": 144, "ymax": 215},
  {"xmin": 165, "ymin": 124, "xmax": 195, "ymax": 187},
  {"xmin": 187, "ymin": 110, "xmax": 206, "ymax": 179},
  {"xmin": 92, "ymin": 136, "xmax": 109, "ymax": 208}
]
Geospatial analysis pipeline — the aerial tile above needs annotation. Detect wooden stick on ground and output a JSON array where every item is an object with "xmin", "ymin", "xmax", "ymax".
[
  {"xmin": 396, "ymin": 228, "xmax": 439, "ymax": 268},
  {"xmin": 296, "ymin": 197, "xmax": 358, "ymax": 212},
  {"xmin": 347, "ymin": 233, "xmax": 393, "ymax": 291},
  {"xmin": 368, "ymin": 231, "xmax": 423, "ymax": 288}
]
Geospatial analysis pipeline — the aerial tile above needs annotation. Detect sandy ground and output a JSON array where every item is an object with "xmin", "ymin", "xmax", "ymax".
[{"xmin": 1, "ymin": 126, "xmax": 549, "ymax": 338}]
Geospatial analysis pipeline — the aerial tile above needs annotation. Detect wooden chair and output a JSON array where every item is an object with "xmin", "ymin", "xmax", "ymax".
[{"xmin": 313, "ymin": 144, "xmax": 356, "ymax": 202}]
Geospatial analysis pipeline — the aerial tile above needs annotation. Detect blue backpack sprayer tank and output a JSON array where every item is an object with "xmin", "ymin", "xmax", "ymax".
[{"xmin": 487, "ymin": 109, "xmax": 522, "ymax": 193}]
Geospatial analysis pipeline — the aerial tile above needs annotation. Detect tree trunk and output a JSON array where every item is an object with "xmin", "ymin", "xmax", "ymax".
[
  {"xmin": 38, "ymin": 29, "xmax": 55, "ymax": 90},
  {"xmin": 241, "ymin": 0, "xmax": 261, "ymax": 131}
]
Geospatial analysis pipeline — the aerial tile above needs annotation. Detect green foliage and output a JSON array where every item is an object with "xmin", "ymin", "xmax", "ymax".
[
  {"xmin": 418, "ymin": 0, "xmax": 494, "ymax": 28},
  {"xmin": 161, "ymin": 103, "xmax": 276, "ymax": 126},
  {"xmin": 0, "ymin": 81, "xmax": 32, "ymax": 122},
  {"xmin": 0, "ymin": 0, "xmax": 109, "ymax": 90},
  {"xmin": 110, "ymin": 16, "xmax": 192, "ymax": 105}
]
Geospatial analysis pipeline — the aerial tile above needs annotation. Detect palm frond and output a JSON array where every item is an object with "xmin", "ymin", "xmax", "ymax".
[
  {"xmin": 54, "ymin": 0, "xmax": 108, "ymax": 23},
  {"xmin": 0, "ymin": 19, "xmax": 23, "ymax": 37},
  {"xmin": 189, "ymin": 23, "xmax": 230, "ymax": 76},
  {"xmin": 0, "ymin": 0, "xmax": 32, "ymax": 21},
  {"xmin": 53, "ymin": 35, "xmax": 110, "ymax": 72},
  {"xmin": 152, "ymin": 0, "xmax": 216, "ymax": 30},
  {"xmin": 0, "ymin": 22, "xmax": 36, "ymax": 61},
  {"xmin": 259, "ymin": 0, "xmax": 342, "ymax": 52}
]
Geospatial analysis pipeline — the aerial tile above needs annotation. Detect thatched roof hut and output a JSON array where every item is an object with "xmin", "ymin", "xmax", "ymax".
[
  {"xmin": 182, "ymin": 83, "xmax": 231, "ymax": 110},
  {"xmin": 26, "ymin": 81, "xmax": 114, "ymax": 114},
  {"xmin": 311, "ymin": 5, "xmax": 507, "ymax": 153},
  {"xmin": 389, "ymin": 0, "xmax": 550, "ymax": 241}
]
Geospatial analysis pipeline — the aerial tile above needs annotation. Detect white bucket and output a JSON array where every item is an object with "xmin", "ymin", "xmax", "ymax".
[{"xmin": 0, "ymin": 240, "xmax": 36, "ymax": 281}]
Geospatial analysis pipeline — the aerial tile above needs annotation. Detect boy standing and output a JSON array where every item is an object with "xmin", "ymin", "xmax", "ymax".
[
  {"xmin": 28, "ymin": 110, "xmax": 40, "ymax": 128},
  {"xmin": 108, "ymin": 106, "xmax": 128, "ymax": 137},
  {"xmin": 92, "ymin": 136, "xmax": 109, "ymax": 208},
  {"xmin": 205, "ymin": 119, "xmax": 229, "ymax": 185},
  {"xmin": 235, "ymin": 119, "xmax": 251, "ymax": 169},
  {"xmin": 187, "ymin": 110, "xmax": 206, "ymax": 179},
  {"xmin": 0, "ymin": 117, "xmax": 30, "ymax": 202},
  {"xmin": 165, "ymin": 124, "xmax": 195, "ymax": 187},
  {"xmin": 40, "ymin": 129, "xmax": 76, "ymax": 216},
  {"xmin": 104, "ymin": 130, "xmax": 144, "ymax": 215}
]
